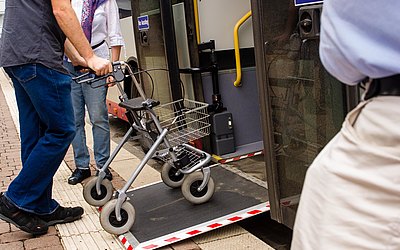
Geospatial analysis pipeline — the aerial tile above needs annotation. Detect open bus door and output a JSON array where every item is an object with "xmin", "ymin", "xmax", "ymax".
[{"xmin": 251, "ymin": 0, "xmax": 359, "ymax": 228}]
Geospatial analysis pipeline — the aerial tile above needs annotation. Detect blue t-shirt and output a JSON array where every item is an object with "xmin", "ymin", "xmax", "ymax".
[{"xmin": 0, "ymin": 0, "xmax": 68, "ymax": 74}]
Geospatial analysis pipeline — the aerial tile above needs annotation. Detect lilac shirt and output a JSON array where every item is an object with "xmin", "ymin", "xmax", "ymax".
[{"xmin": 71, "ymin": 0, "xmax": 125, "ymax": 60}]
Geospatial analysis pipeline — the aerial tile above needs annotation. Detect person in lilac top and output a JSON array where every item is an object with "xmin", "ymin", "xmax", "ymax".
[{"xmin": 65, "ymin": 0, "xmax": 125, "ymax": 185}]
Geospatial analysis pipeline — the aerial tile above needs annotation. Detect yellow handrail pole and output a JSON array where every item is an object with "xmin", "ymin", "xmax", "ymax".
[
  {"xmin": 233, "ymin": 11, "xmax": 252, "ymax": 87},
  {"xmin": 193, "ymin": 0, "xmax": 201, "ymax": 44}
]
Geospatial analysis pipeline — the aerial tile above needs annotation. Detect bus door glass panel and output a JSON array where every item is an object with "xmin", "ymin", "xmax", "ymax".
[
  {"xmin": 134, "ymin": 0, "xmax": 189, "ymax": 103},
  {"xmin": 134, "ymin": 0, "xmax": 169, "ymax": 104},
  {"xmin": 173, "ymin": 2, "xmax": 195, "ymax": 100},
  {"xmin": 263, "ymin": 0, "xmax": 346, "ymax": 227}
]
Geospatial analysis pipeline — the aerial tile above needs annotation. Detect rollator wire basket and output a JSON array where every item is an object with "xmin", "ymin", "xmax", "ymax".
[{"xmin": 153, "ymin": 99, "xmax": 210, "ymax": 148}]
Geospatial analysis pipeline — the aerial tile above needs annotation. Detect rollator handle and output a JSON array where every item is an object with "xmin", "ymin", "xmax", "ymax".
[{"xmin": 72, "ymin": 62, "xmax": 126, "ymax": 88}]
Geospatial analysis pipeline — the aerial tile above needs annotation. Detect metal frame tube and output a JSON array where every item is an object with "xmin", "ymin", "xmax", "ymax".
[
  {"xmin": 119, "ymin": 129, "xmax": 169, "ymax": 195},
  {"xmin": 96, "ymin": 126, "xmax": 136, "ymax": 194}
]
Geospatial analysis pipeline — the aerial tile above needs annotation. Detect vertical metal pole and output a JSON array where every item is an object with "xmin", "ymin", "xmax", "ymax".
[{"xmin": 160, "ymin": 0, "xmax": 183, "ymax": 101}]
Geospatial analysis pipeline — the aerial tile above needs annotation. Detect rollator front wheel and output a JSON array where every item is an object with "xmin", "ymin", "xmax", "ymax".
[
  {"xmin": 161, "ymin": 162, "xmax": 186, "ymax": 188},
  {"xmin": 100, "ymin": 199, "xmax": 135, "ymax": 235},
  {"xmin": 83, "ymin": 176, "xmax": 113, "ymax": 206},
  {"xmin": 181, "ymin": 171, "xmax": 215, "ymax": 204}
]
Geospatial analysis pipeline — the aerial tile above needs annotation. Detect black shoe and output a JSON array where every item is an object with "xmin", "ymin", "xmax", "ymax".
[
  {"xmin": 96, "ymin": 168, "xmax": 113, "ymax": 181},
  {"xmin": 0, "ymin": 193, "xmax": 48, "ymax": 235},
  {"xmin": 38, "ymin": 206, "xmax": 84, "ymax": 226},
  {"xmin": 68, "ymin": 168, "xmax": 91, "ymax": 185}
]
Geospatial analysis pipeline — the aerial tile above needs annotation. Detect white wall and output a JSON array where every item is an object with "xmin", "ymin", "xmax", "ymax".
[
  {"xmin": 0, "ymin": 0, "xmax": 4, "ymax": 12},
  {"xmin": 0, "ymin": 0, "xmax": 5, "ymax": 37},
  {"xmin": 120, "ymin": 16, "xmax": 137, "ymax": 61},
  {"xmin": 198, "ymin": 0, "xmax": 253, "ymax": 51}
]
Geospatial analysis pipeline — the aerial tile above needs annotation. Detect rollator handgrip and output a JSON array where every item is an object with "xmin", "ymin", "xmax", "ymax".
[
  {"xmin": 141, "ymin": 98, "xmax": 160, "ymax": 109},
  {"xmin": 72, "ymin": 62, "xmax": 125, "ymax": 88}
]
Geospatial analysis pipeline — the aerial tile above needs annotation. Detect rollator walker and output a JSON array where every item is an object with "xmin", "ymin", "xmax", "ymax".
[{"xmin": 74, "ymin": 62, "xmax": 216, "ymax": 235}]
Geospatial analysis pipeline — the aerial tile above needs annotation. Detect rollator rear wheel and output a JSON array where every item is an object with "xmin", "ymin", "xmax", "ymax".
[
  {"xmin": 181, "ymin": 171, "xmax": 215, "ymax": 204},
  {"xmin": 83, "ymin": 176, "xmax": 113, "ymax": 206},
  {"xmin": 138, "ymin": 130, "xmax": 154, "ymax": 154},
  {"xmin": 100, "ymin": 199, "xmax": 136, "ymax": 235},
  {"xmin": 161, "ymin": 162, "xmax": 186, "ymax": 188}
]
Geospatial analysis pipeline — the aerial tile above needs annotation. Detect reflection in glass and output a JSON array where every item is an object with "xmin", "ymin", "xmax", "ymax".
[{"xmin": 264, "ymin": 0, "xmax": 346, "ymax": 211}]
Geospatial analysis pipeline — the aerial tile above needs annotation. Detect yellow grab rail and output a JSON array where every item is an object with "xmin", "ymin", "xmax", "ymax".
[
  {"xmin": 233, "ymin": 11, "xmax": 252, "ymax": 87},
  {"xmin": 193, "ymin": 0, "xmax": 201, "ymax": 44}
]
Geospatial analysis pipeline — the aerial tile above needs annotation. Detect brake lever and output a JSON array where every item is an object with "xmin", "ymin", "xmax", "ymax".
[
  {"xmin": 71, "ymin": 66, "xmax": 96, "ymax": 82},
  {"xmin": 81, "ymin": 74, "xmax": 110, "ymax": 86},
  {"xmin": 111, "ymin": 62, "xmax": 125, "ymax": 82},
  {"xmin": 74, "ymin": 65, "xmax": 90, "ymax": 72}
]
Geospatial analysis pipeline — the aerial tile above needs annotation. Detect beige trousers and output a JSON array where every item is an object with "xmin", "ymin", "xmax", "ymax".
[{"xmin": 292, "ymin": 96, "xmax": 400, "ymax": 250}]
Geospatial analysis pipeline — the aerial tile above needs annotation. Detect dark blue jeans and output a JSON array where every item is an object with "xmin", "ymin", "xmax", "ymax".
[{"xmin": 4, "ymin": 64, "xmax": 76, "ymax": 215}]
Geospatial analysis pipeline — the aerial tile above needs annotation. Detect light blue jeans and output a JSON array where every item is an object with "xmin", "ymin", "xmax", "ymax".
[
  {"xmin": 64, "ymin": 62, "xmax": 110, "ymax": 171},
  {"xmin": 4, "ymin": 64, "xmax": 75, "ymax": 214}
]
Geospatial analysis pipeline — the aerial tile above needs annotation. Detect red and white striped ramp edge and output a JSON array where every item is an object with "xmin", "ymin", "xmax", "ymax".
[
  {"xmin": 118, "ymin": 202, "xmax": 270, "ymax": 250},
  {"xmin": 217, "ymin": 150, "xmax": 263, "ymax": 164}
]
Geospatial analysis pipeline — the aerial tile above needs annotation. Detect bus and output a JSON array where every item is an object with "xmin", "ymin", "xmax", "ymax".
[{"xmin": 107, "ymin": 0, "xmax": 138, "ymax": 122}]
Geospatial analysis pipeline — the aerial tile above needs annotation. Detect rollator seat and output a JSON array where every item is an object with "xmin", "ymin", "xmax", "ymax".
[{"xmin": 119, "ymin": 97, "xmax": 160, "ymax": 111}]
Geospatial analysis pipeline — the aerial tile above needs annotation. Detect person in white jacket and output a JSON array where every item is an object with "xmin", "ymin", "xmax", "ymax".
[
  {"xmin": 65, "ymin": 0, "xmax": 125, "ymax": 185},
  {"xmin": 292, "ymin": 1, "xmax": 400, "ymax": 249}
]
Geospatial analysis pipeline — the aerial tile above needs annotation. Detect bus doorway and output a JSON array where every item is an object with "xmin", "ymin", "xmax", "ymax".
[
  {"xmin": 251, "ymin": 0, "xmax": 358, "ymax": 228},
  {"xmin": 110, "ymin": 0, "xmax": 271, "ymax": 248}
]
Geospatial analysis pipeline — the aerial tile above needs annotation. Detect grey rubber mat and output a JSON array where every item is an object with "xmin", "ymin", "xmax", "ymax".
[{"xmin": 125, "ymin": 166, "xmax": 269, "ymax": 244}]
